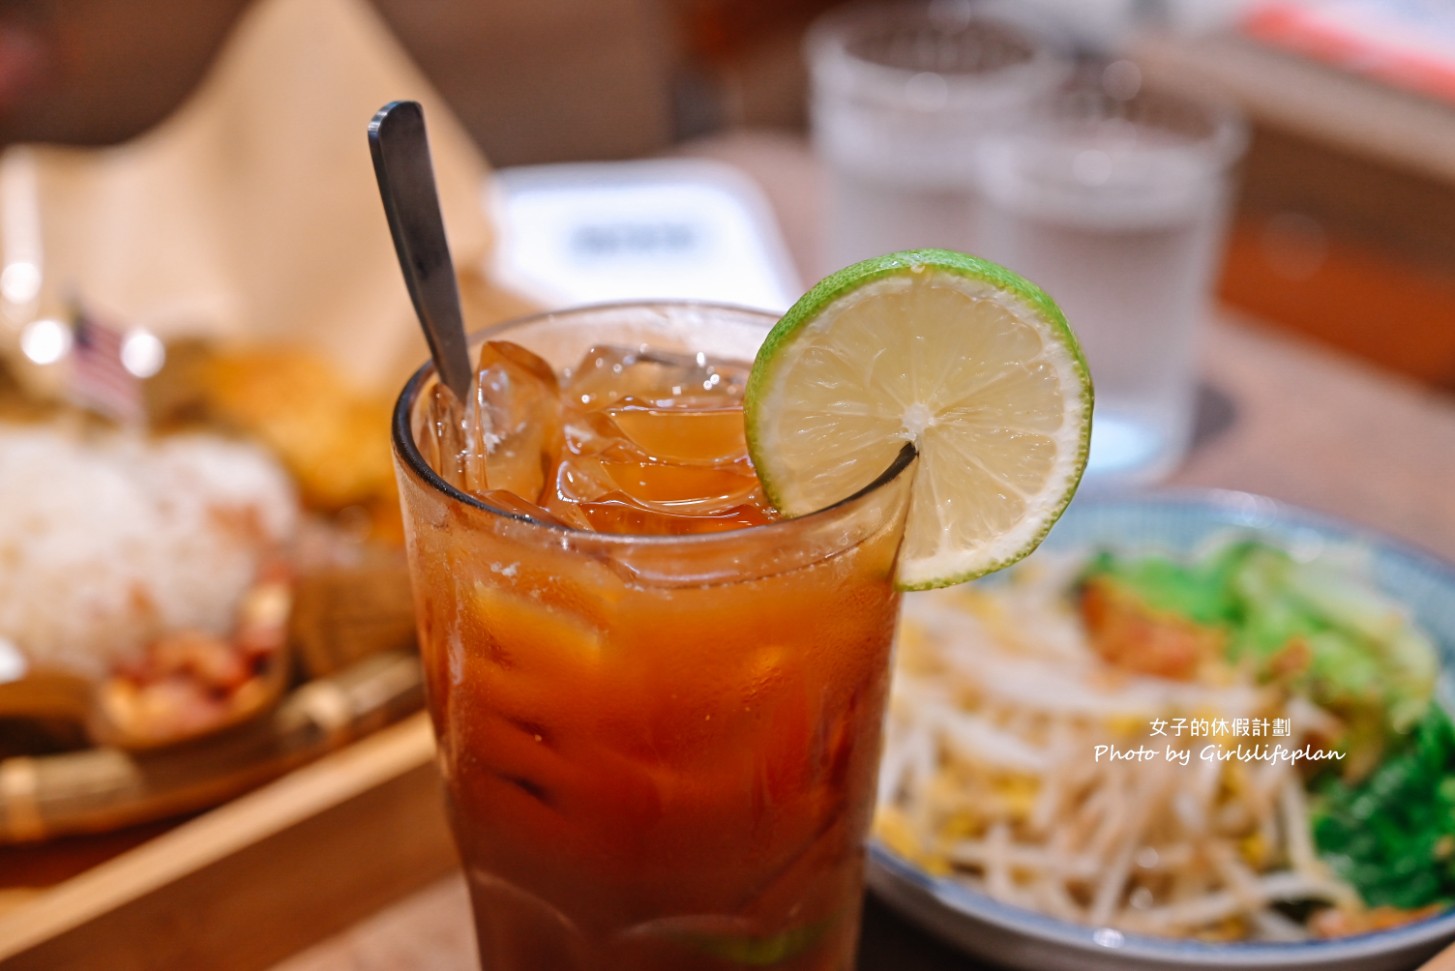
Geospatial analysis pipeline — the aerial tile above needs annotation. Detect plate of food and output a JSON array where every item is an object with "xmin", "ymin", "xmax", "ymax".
[
  {"xmin": 870, "ymin": 489, "xmax": 1455, "ymax": 970},
  {"xmin": 0, "ymin": 333, "xmax": 423, "ymax": 844}
]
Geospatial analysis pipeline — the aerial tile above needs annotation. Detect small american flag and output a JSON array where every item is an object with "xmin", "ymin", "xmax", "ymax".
[{"xmin": 69, "ymin": 301, "xmax": 145, "ymax": 425}]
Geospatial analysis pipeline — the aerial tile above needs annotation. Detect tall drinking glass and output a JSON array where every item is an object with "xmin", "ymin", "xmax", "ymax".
[
  {"xmin": 392, "ymin": 303, "xmax": 916, "ymax": 970},
  {"xmin": 973, "ymin": 66, "xmax": 1246, "ymax": 487},
  {"xmin": 806, "ymin": 0, "xmax": 1069, "ymax": 277}
]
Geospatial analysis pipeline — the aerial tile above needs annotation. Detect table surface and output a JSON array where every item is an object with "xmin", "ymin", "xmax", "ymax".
[{"xmin": 272, "ymin": 131, "xmax": 1455, "ymax": 971}]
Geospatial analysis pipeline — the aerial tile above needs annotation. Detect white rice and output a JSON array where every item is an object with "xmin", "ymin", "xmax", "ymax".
[{"xmin": 0, "ymin": 420, "xmax": 299, "ymax": 679}]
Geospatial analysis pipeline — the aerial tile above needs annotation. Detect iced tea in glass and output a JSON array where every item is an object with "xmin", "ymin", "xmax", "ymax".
[{"xmin": 392, "ymin": 303, "xmax": 915, "ymax": 970}]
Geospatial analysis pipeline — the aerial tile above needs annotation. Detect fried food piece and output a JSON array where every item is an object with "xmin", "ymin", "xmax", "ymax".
[
  {"xmin": 149, "ymin": 340, "xmax": 401, "ymax": 541},
  {"xmin": 1079, "ymin": 574, "xmax": 1226, "ymax": 680}
]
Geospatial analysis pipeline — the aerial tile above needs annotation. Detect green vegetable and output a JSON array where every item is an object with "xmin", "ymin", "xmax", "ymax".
[
  {"xmin": 1080, "ymin": 540, "xmax": 1440, "ymax": 768},
  {"xmin": 1311, "ymin": 704, "xmax": 1455, "ymax": 910},
  {"xmin": 1079, "ymin": 538, "xmax": 1453, "ymax": 913},
  {"xmin": 1079, "ymin": 542, "xmax": 1249, "ymax": 626}
]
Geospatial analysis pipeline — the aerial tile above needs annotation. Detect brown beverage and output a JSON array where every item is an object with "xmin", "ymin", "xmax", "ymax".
[{"xmin": 393, "ymin": 303, "xmax": 914, "ymax": 970}]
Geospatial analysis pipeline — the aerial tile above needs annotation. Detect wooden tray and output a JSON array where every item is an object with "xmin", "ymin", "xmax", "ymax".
[{"xmin": 0, "ymin": 712, "xmax": 458, "ymax": 970}]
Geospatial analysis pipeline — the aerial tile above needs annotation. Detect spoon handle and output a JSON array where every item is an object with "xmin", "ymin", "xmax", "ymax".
[{"xmin": 368, "ymin": 100, "xmax": 474, "ymax": 401}]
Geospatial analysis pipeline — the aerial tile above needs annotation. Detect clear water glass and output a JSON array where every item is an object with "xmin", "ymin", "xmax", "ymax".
[
  {"xmin": 974, "ymin": 64, "xmax": 1247, "ymax": 488},
  {"xmin": 805, "ymin": 0, "xmax": 1070, "ymax": 278}
]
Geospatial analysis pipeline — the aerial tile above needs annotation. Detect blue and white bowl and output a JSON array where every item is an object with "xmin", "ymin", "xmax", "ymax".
[{"xmin": 868, "ymin": 489, "xmax": 1455, "ymax": 971}]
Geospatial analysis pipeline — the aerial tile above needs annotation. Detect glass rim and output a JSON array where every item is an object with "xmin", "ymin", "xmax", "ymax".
[
  {"xmin": 806, "ymin": 0, "xmax": 1071, "ymax": 95},
  {"xmin": 1034, "ymin": 65, "xmax": 1250, "ymax": 168},
  {"xmin": 391, "ymin": 299, "xmax": 919, "ymax": 548}
]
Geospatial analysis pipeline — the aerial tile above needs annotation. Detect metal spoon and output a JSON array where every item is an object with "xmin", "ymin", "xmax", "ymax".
[{"xmin": 368, "ymin": 100, "xmax": 474, "ymax": 401}]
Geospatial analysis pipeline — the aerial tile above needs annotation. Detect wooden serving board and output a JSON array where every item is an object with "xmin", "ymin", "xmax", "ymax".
[{"xmin": 0, "ymin": 712, "xmax": 457, "ymax": 970}]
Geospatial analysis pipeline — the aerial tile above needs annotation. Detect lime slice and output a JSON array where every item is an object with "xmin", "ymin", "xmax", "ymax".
[{"xmin": 744, "ymin": 249, "xmax": 1092, "ymax": 591}]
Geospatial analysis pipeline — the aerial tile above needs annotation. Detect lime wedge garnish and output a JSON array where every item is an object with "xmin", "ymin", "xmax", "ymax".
[{"xmin": 744, "ymin": 248, "xmax": 1092, "ymax": 590}]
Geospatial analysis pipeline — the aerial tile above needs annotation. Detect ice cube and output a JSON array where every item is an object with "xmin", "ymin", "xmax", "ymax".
[
  {"xmin": 595, "ymin": 459, "xmax": 763, "ymax": 509},
  {"xmin": 550, "ymin": 454, "xmax": 617, "ymax": 505},
  {"xmin": 414, "ymin": 382, "xmax": 489, "ymax": 493},
  {"xmin": 563, "ymin": 345, "xmax": 748, "ymax": 411},
  {"xmin": 475, "ymin": 488, "xmax": 579, "ymax": 529},
  {"xmin": 410, "ymin": 384, "xmax": 446, "ymax": 476},
  {"xmin": 537, "ymin": 495, "xmax": 594, "ymax": 531},
  {"xmin": 603, "ymin": 398, "xmax": 749, "ymax": 466},
  {"xmin": 560, "ymin": 409, "xmax": 649, "ymax": 462},
  {"xmin": 551, "ymin": 451, "xmax": 763, "ymax": 510},
  {"xmin": 549, "ymin": 452, "xmax": 770, "ymax": 532},
  {"xmin": 574, "ymin": 495, "xmax": 773, "ymax": 535},
  {"xmin": 534, "ymin": 455, "xmax": 610, "ymax": 529},
  {"xmin": 474, "ymin": 341, "xmax": 563, "ymax": 501},
  {"xmin": 543, "ymin": 343, "xmax": 772, "ymax": 534}
]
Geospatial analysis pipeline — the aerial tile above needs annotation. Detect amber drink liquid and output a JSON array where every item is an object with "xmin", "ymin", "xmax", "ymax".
[{"xmin": 392, "ymin": 304, "xmax": 914, "ymax": 971}]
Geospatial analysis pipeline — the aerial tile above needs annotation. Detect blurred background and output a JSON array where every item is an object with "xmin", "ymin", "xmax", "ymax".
[
  {"xmin": 0, "ymin": 0, "xmax": 1450, "ymax": 392},
  {"xmin": 375, "ymin": 0, "xmax": 1453, "ymax": 394},
  {"xmin": 1, "ymin": 3, "xmax": 1454, "ymax": 965}
]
